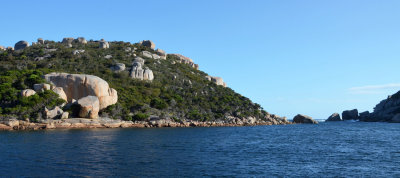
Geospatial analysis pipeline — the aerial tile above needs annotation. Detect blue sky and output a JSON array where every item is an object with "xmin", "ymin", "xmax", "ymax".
[{"xmin": 1, "ymin": 0, "xmax": 400, "ymax": 119}]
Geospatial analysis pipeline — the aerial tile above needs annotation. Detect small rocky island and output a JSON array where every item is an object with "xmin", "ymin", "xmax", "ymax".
[{"xmin": 0, "ymin": 37, "xmax": 291, "ymax": 130}]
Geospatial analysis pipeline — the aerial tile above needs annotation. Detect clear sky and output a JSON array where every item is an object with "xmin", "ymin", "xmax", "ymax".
[{"xmin": 1, "ymin": 0, "xmax": 400, "ymax": 119}]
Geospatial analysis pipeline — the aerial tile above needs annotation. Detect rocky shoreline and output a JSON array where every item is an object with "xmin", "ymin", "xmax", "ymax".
[{"xmin": 0, "ymin": 117, "xmax": 292, "ymax": 131}]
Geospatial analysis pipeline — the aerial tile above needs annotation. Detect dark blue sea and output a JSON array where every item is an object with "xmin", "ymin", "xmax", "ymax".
[{"xmin": 1, "ymin": 122, "xmax": 400, "ymax": 177}]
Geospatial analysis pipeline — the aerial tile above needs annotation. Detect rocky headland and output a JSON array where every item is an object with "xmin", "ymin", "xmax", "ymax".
[{"xmin": 0, "ymin": 37, "xmax": 294, "ymax": 130}]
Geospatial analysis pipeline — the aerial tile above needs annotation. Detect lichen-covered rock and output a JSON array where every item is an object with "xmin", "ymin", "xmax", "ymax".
[
  {"xmin": 326, "ymin": 113, "xmax": 342, "ymax": 121},
  {"xmin": 14, "ymin": 41, "xmax": 29, "ymax": 50},
  {"xmin": 44, "ymin": 73, "xmax": 118, "ymax": 109},
  {"xmin": 77, "ymin": 96, "xmax": 100, "ymax": 119},
  {"xmin": 342, "ymin": 109, "xmax": 358, "ymax": 120},
  {"xmin": 110, "ymin": 63, "xmax": 125, "ymax": 72},
  {"xmin": 21, "ymin": 89, "xmax": 36, "ymax": 97},
  {"xmin": 141, "ymin": 40, "xmax": 155, "ymax": 49},
  {"xmin": 293, "ymin": 114, "xmax": 318, "ymax": 124},
  {"xmin": 52, "ymin": 87, "xmax": 68, "ymax": 101},
  {"xmin": 44, "ymin": 106, "xmax": 63, "ymax": 119},
  {"xmin": 33, "ymin": 83, "xmax": 51, "ymax": 92}
]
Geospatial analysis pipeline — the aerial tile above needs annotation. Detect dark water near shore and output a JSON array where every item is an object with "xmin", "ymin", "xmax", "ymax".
[{"xmin": 1, "ymin": 122, "xmax": 400, "ymax": 177}]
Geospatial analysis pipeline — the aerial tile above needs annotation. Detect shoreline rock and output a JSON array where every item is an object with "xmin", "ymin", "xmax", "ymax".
[
  {"xmin": 0, "ymin": 117, "xmax": 292, "ymax": 131},
  {"xmin": 293, "ymin": 114, "xmax": 318, "ymax": 124}
]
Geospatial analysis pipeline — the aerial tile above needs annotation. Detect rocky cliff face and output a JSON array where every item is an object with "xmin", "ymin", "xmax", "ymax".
[{"xmin": 364, "ymin": 92, "xmax": 400, "ymax": 122}]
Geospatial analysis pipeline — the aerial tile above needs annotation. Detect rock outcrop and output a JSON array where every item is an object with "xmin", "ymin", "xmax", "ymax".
[
  {"xmin": 361, "ymin": 92, "xmax": 400, "ymax": 122},
  {"xmin": 52, "ymin": 87, "xmax": 68, "ymax": 101},
  {"xmin": 62, "ymin": 38, "xmax": 74, "ymax": 46},
  {"xmin": 99, "ymin": 39, "xmax": 109, "ymax": 49},
  {"xmin": 37, "ymin": 38, "xmax": 44, "ymax": 44},
  {"xmin": 33, "ymin": 83, "xmax": 51, "ymax": 92},
  {"xmin": 168, "ymin": 54, "xmax": 199, "ymax": 70},
  {"xmin": 21, "ymin": 89, "xmax": 36, "ymax": 97},
  {"xmin": 75, "ymin": 37, "xmax": 87, "ymax": 44},
  {"xmin": 14, "ymin": 41, "xmax": 29, "ymax": 51},
  {"xmin": 342, "ymin": 109, "xmax": 358, "ymax": 120},
  {"xmin": 133, "ymin": 57, "xmax": 145, "ymax": 66},
  {"xmin": 110, "ymin": 63, "xmax": 125, "ymax": 72},
  {"xmin": 44, "ymin": 106, "xmax": 63, "ymax": 119},
  {"xmin": 326, "ymin": 113, "xmax": 342, "ymax": 121},
  {"xmin": 141, "ymin": 40, "xmax": 155, "ymax": 49},
  {"xmin": 141, "ymin": 51, "xmax": 153, "ymax": 58},
  {"xmin": 44, "ymin": 73, "xmax": 118, "ymax": 109},
  {"xmin": 143, "ymin": 67, "xmax": 154, "ymax": 81},
  {"xmin": 73, "ymin": 50, "xmax": 85, "ymax": 55},
  {"xmin": 293, "ymin": 114, "xmax": 318, "ymax": 124},
  {"xmin": 77, "ymin": 96, "xmax": 100, "ymax": 119},
  {"xmin": 155, "ymin": 49, "xmax": 167, "ymax": 59}
]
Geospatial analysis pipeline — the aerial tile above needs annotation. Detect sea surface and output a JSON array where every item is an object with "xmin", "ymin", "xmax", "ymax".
[{"xmin": 1, "ymin": 122, "xmax": 400, "ymax": 177}]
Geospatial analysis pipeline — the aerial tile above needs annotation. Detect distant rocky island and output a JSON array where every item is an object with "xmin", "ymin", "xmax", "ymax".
[
  {"xmin": 0, "ymin": 37, "xmax": 291, "ymax": 130},
  {"xmin": 325, "ymin": 91, "xmax": 400, "ymax": 123}
]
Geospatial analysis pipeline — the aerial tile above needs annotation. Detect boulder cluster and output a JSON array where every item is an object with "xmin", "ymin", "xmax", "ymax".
[
  {"xmin": 62, "ymin": 37, "xmax": 88, "ymax": 47},
  {"xmin": 129, "ymin": 57, "xmax": 154, "ymax": 81},
  {"xmin": 20, "ymin": 73, "xmax": 118, "ymax": 120}
]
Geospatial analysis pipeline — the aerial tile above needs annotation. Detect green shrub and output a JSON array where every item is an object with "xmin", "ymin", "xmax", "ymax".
[{"xmin": 133, "ymin": 113, "xmax": 149, "ymax": 121}]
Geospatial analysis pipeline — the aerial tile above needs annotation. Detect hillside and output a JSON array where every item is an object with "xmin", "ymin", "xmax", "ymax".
[{"xmin": 0, "ymin": 38, "xmax": 288, "ymax": 127}]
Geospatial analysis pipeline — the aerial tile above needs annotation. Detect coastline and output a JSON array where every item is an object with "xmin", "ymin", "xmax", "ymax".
[{"xmin": 0, "ymin": 117, "xmax": 292, "ymax": 131}]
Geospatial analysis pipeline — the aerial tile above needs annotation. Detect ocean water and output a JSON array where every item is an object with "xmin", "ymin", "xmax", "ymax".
[{"xmin": 1, "ymin": 122, "xmax": 400, "ymax": 177}]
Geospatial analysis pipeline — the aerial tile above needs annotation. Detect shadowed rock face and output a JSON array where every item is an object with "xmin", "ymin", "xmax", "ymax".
[
  {"xmin": 44, "ymin": 73, "xmax": 117, "ymax": 109},
  {"xmin": 14, "ymin": 41, "xmax": 29, "ymax": 50},
  {"xmin": 326, "ymin": 113, "xmax": 342, "ymax": 121},
  {"xmin": 342, "ymin": 109, "xmax": 358, "ymax": 120},
  {"xmin": 293, "ymin": 114, "xmax": 318, "ymax": 124},
  {"xmin": 141, "ymin": 40, "xmax": 155, "ymax": 49}
]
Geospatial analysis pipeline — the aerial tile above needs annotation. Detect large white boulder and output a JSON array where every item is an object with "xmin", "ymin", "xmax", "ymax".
[{"xmin": 44, "ymin": 73, "xmax": 118, "ymax": 109}]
